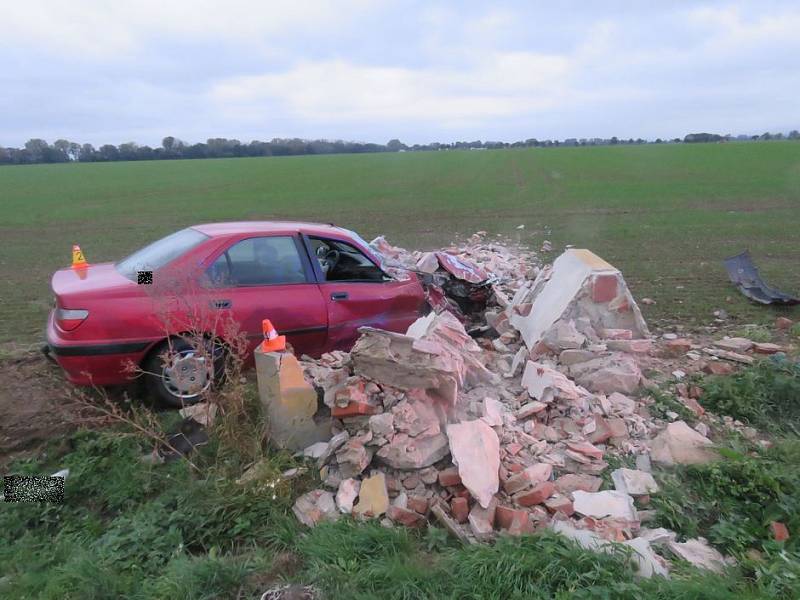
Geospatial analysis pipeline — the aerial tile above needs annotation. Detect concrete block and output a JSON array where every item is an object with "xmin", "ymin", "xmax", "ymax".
[{"xmin": 255, "ymin": 348, "xmax": 330, "ymax": 451}]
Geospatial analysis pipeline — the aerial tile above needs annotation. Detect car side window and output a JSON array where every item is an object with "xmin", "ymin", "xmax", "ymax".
[
  {"xmin": 309, "ymin": 237, "xmax": 386, "ymax": 282},
  {"xmin": 206, "ymin": 236, "xmax": 307, "ymax": 286}
]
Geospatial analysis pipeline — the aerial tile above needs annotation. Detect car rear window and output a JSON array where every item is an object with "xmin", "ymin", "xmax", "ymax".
[{"xmin": 116, "ymin": 228, "xmax": 209, "ymax": 280}]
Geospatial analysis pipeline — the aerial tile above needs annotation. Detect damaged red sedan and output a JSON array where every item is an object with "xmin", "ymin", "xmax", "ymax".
[{"xmin": 46, "ymin": 222, "xmax": 426, "ymax": 405}]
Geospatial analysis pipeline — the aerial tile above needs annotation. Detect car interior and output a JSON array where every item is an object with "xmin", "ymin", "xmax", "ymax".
[
  {"xmin": 309, "ymin": 237, "xmax": 387, "ymax": 282},
  {"xmin": 206, "ymin": 236, "xmax": 307, "ymax": 286}
]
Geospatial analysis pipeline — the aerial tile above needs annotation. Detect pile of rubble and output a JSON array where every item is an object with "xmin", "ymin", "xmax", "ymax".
[
  {"xmin": 284, "ymin": 234, "xmax": 782, "ymax": 579},
  {"xmin": 369, "ymin": 233, "xmax": 538, "ymax": 325}
]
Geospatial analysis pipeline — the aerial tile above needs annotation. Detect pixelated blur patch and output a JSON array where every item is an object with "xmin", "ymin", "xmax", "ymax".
[
  {"xmin": 137, "ymin": 270, "xmax": 153, "ymax": 285},
  {"xmin": 3, "ymin": 475, "xmax": 64, "ymax": 503}
]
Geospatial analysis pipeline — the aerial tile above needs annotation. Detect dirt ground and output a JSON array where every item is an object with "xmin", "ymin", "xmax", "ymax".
[{"xmin": 0, "ymin": 350, "xmax": 84, "ymax": 468}]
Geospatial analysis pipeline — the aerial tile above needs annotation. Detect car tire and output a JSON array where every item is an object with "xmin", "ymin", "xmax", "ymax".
[{"xmin": 143, "ymin": 337, "xmax": 226, "ymax": 408}]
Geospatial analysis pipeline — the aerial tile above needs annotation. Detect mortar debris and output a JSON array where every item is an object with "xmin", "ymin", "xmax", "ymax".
[{"xmin": 285, "ymin": 232, "xmax": 786, "ymax": 577}]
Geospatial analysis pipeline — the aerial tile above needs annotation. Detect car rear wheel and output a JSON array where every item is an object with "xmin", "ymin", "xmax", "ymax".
[{"xmin": 143, "ymin": 337, "xmax": 225, "ymax": 407}]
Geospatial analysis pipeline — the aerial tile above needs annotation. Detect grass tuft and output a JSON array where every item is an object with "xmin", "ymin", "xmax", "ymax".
[{"xmin": 700, "ymin": 357, "xmax": 800, "ymax": 433}]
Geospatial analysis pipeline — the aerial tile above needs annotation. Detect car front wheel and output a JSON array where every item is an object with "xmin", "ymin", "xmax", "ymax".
[{"xmin": 143, "ymin": 337, "xmax": 225, "ymax": 407}]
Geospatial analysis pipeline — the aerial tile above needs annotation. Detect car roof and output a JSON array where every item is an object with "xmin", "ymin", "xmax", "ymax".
[{"xmin": 190, "ymin": 221, "xmax": 348, "ymax": 238}]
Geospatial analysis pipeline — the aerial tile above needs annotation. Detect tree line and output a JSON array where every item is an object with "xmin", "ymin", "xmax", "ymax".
[{"xmin": 1, "ymin": 131, "xmax": 798, "ymax": 165}]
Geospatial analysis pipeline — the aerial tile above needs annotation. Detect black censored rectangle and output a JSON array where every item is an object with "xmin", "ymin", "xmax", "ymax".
[
  {"xmin": 3, "ymin": 475, "xmax": 64, "ymax": 503},
  {"xmin": 137, "ymin": 270, "xmax": 153, "ymax": 285}
]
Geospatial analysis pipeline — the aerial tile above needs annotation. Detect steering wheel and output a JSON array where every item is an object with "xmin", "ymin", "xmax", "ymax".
[{"xmin": 320, "ymin": 248, "xmax": 340, "ymax": 274}]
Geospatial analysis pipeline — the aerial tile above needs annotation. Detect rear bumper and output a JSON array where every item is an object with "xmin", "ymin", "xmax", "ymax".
[{"xmin": 46, "ymin": 311, "xmax": 154, "ymax": 385}]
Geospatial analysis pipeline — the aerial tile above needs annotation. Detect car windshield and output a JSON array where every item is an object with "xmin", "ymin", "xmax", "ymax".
[
  {"xmin": 116, "ymin": 228, "xmax": 209, "ymax": 280},
  {"xmin": 342, "ymin": 229, "xmax": 392, "ymax": 273}
]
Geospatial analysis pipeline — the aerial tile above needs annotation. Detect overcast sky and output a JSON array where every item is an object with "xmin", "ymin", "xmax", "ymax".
[{"xmin": 1, "ymin": 1, "xmax": 798, "ymax": 147}]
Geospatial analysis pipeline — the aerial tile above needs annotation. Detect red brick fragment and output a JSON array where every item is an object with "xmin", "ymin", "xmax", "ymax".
[
  {"xmin": 387, "ymin": 505, "xmax": 425, "ymax": 527},
  {"xmin": 592, "ymin": 274, "xmax": 618, "ymax": 303},
  {"xmin": 331, "ymin": 401, "xmax": 378, "ymax": 418},
  {"xmin": 753, "ymin": 342, "xmax": 782, "ymax": 355},
  {"xmin": 450, "ymin": 497, "xmax": 469, "ymax": 523},
  {"xmin": 771, "ymin": 521, "xmax": 790, "ymax": 542},
  {"xmin": 506, "ymin": 443, "xmax": 523, "ymax": 456},
  {"xmin": 664, "ymin": 338, "xmax": 692, "ymax": 357},
  {"xmin": 680, "ymin": 396, "xmax": 705, "ymax": 417},
  {"xmin": 514, "ymin": 481, "xmax": 555, "ymax": 506},
  {"xmin": 407, "ymin": 496, "xmax": 429, "ymax": 515},
  {"xmin": 496, "ymin": 505, "xmax": 534, "ymax": 535},
  {"xmin": 402, "ymin": 476, "xmax": 420, "ymax": 489},
  {"xmin": 601, "ymin": 328, "xmax": 633, "ymax": 340},
  {"xmin": 703, "ymin": 361, "xmax": 735, "ymax": 375},
  {"xmin": 554, "ymin": 474, "xmax": 603, "ymax": 494},
  {"xmin": 438, "ymin": 467, "xmax": 462, "ymax": 487},
  {"xmin": 544, "ymin": 495, "xmax": 574, "ymax": 516},
  {"xmin": 566, "ymin": 440, "xmax": 604, "ymax": 460}
]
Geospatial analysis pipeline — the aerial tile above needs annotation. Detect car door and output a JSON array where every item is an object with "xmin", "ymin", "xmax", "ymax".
[
  {"xmin": 205, "ymin": 234, "xmax": 328, "ymax": 358},
  {"xmin": 303, "ymin": 234, "xmax": 425, "ymax": 352}
]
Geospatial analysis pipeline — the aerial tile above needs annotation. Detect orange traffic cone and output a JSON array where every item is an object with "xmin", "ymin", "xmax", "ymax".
[
  {"xmin": 71, "ymin": 244, "xmax": 89, "ymax": 269},
  {"xmin": 260, "ymin": 319, "xmax": 286, "ymax": 353}
]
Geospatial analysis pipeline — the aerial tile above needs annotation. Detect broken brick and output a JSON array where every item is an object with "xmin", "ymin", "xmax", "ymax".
[
  {"xmin": 402, "ymin": 475, "xmax": 420, "ymax": 490},
  {"xmin": 703, "ymin": 361, "xmax": 735, "ymax": 376},
  {"xmin": 606, "ymin": 338, "xmax": 652, "ymax": 354},
  {"xmin": 332, "ymin": 401, "xmax": 378, "ymax": 418},
  {"xmin": 664, "ymin": 338, "xmax": 692, "ymax": 357},
  {"xmin": 753, "ymin": 342, "xmax": 782, "ymax": 355},
  {"xmin": 600, "ymin": 328, "xmax": 632, "ymax": 340},
  {"xmin": 587, "ymin": 416, "xmax": 615, "ymax": 444},
  {"xmin": 407, "ymin": 496, "xmax": 429, "ymax": 515},
  {"xmin": 495, "ymin": 505, "xmax": 534, "ymax": 535},
  {"xmin": 450, "ymin": 497, "xmax": 469, "ymax": 523},
  {"xmin": 592, "ymin": 274, "xmax": 619, "ymax": 303},
  {"xmin": 554, "ymin": 474, "xmax": 603, "ymax": 495},
  {"xmin": 502, "ymin": 463, "xmax": 553, "ymax": 495},
  {"xmin": 770, "ymin": 521, "xmax": 790, "ymax": 542},
  {"xmin": 513, "ymin": 481, "xmax": 555, "ymax": 506},
  {"xmin": 544, "ymin": 495, "xmax": 575, "ymax": 516},
  {"xmin": 566, "ymin": 440, "xmax": 604, "ymax": 460},
  {"xmin": 438, "ymin": 467, "xmax": 462, "ymax": 487},
  {"xmin": 387, "ymin": 505, "xmax": 426, "ymax": 527},
  {"xmin": 680, "ymin": 396, "xmax": 705, "ymax": 417},
  {"xmin": 506, "ymin": 442, "xmax": 523, "ymax": 456}
]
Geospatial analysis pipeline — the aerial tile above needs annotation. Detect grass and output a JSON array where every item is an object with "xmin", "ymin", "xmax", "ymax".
[
  {"xmin": 2, "ymin": 420, "xmax": 799, "ymax": 599},
  {"xmin": 2, "ymin": 141, "xmax": 800, "ymax": 344},
  {"xmin": 700, "ymin": 357, "xmax": 800, "ymax": 434},
  {"xmin": 733, "ymin": 326, "xmax": 773, "ymax": 343},
  {"xmin": 3, "ymin": 142, "xmax": 800, "ymax": 598}
]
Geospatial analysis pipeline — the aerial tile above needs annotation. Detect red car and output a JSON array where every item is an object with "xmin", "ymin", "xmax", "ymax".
[{"xmin": 47, "ymin": 222, "xmax": 426, "ymax": 405}]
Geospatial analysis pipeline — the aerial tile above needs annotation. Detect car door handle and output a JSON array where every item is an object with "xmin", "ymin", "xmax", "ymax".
[
  {"xmin": 330, "ymin": 292, "xmax": 348, "ymax": 301},
  {"xmin": 211, "ymin": 299, "xmax": 232, "ymax": 309}
]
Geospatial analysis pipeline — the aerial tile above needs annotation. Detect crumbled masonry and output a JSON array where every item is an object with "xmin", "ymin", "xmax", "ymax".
[{"xmin": 281, "ymin": 232, "xmax": 780, "ymax": 577}]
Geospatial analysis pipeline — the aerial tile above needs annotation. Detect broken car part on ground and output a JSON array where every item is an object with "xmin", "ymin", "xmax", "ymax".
[
  {"xmin": 724, "ymin": 250, "xmax": 799, "ymax": 306},
  {"xmin": 210, "ymin": 232, "xmax": 792, "ymax": 580}
]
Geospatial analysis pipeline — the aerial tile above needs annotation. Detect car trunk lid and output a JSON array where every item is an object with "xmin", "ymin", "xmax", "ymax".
[{"xmin": 51, "ymin": 262, "xmax": 136, "ymax": 305}]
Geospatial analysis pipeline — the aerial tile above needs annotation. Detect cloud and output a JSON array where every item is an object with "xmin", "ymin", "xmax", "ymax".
[
  {"xmin": 210, "ymin": 52, "xmax": 572, "ymax": 126},
  {"xmin": 0, "ymin": 0, "xmax": 380, "ymax": 59},
  {"xmin": 0, "ymin": 1, "xmax": 798, "ymax": 145}
]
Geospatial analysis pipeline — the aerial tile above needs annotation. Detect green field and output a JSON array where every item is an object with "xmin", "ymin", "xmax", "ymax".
[{"xmin": 2, "ymin": 141, "xmax": 799, "ymax": 345}]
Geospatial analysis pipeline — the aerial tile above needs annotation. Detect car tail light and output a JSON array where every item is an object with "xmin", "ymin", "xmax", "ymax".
[{"xmin": 56, "ymin": 308, "xmax": 89, "ymax": 331}]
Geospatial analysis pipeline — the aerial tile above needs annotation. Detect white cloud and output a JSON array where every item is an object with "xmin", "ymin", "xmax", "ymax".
[
  {"xmin": 0, "ymin": 0, "xmax": 380, "ymax": 59},
  {"xmin": 1, "ymin": 1, "xmax": 799, "ymax": 145},
  {"xmin": 211, "ymin": 52, "xmax": 572, "ymax": 125}
]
